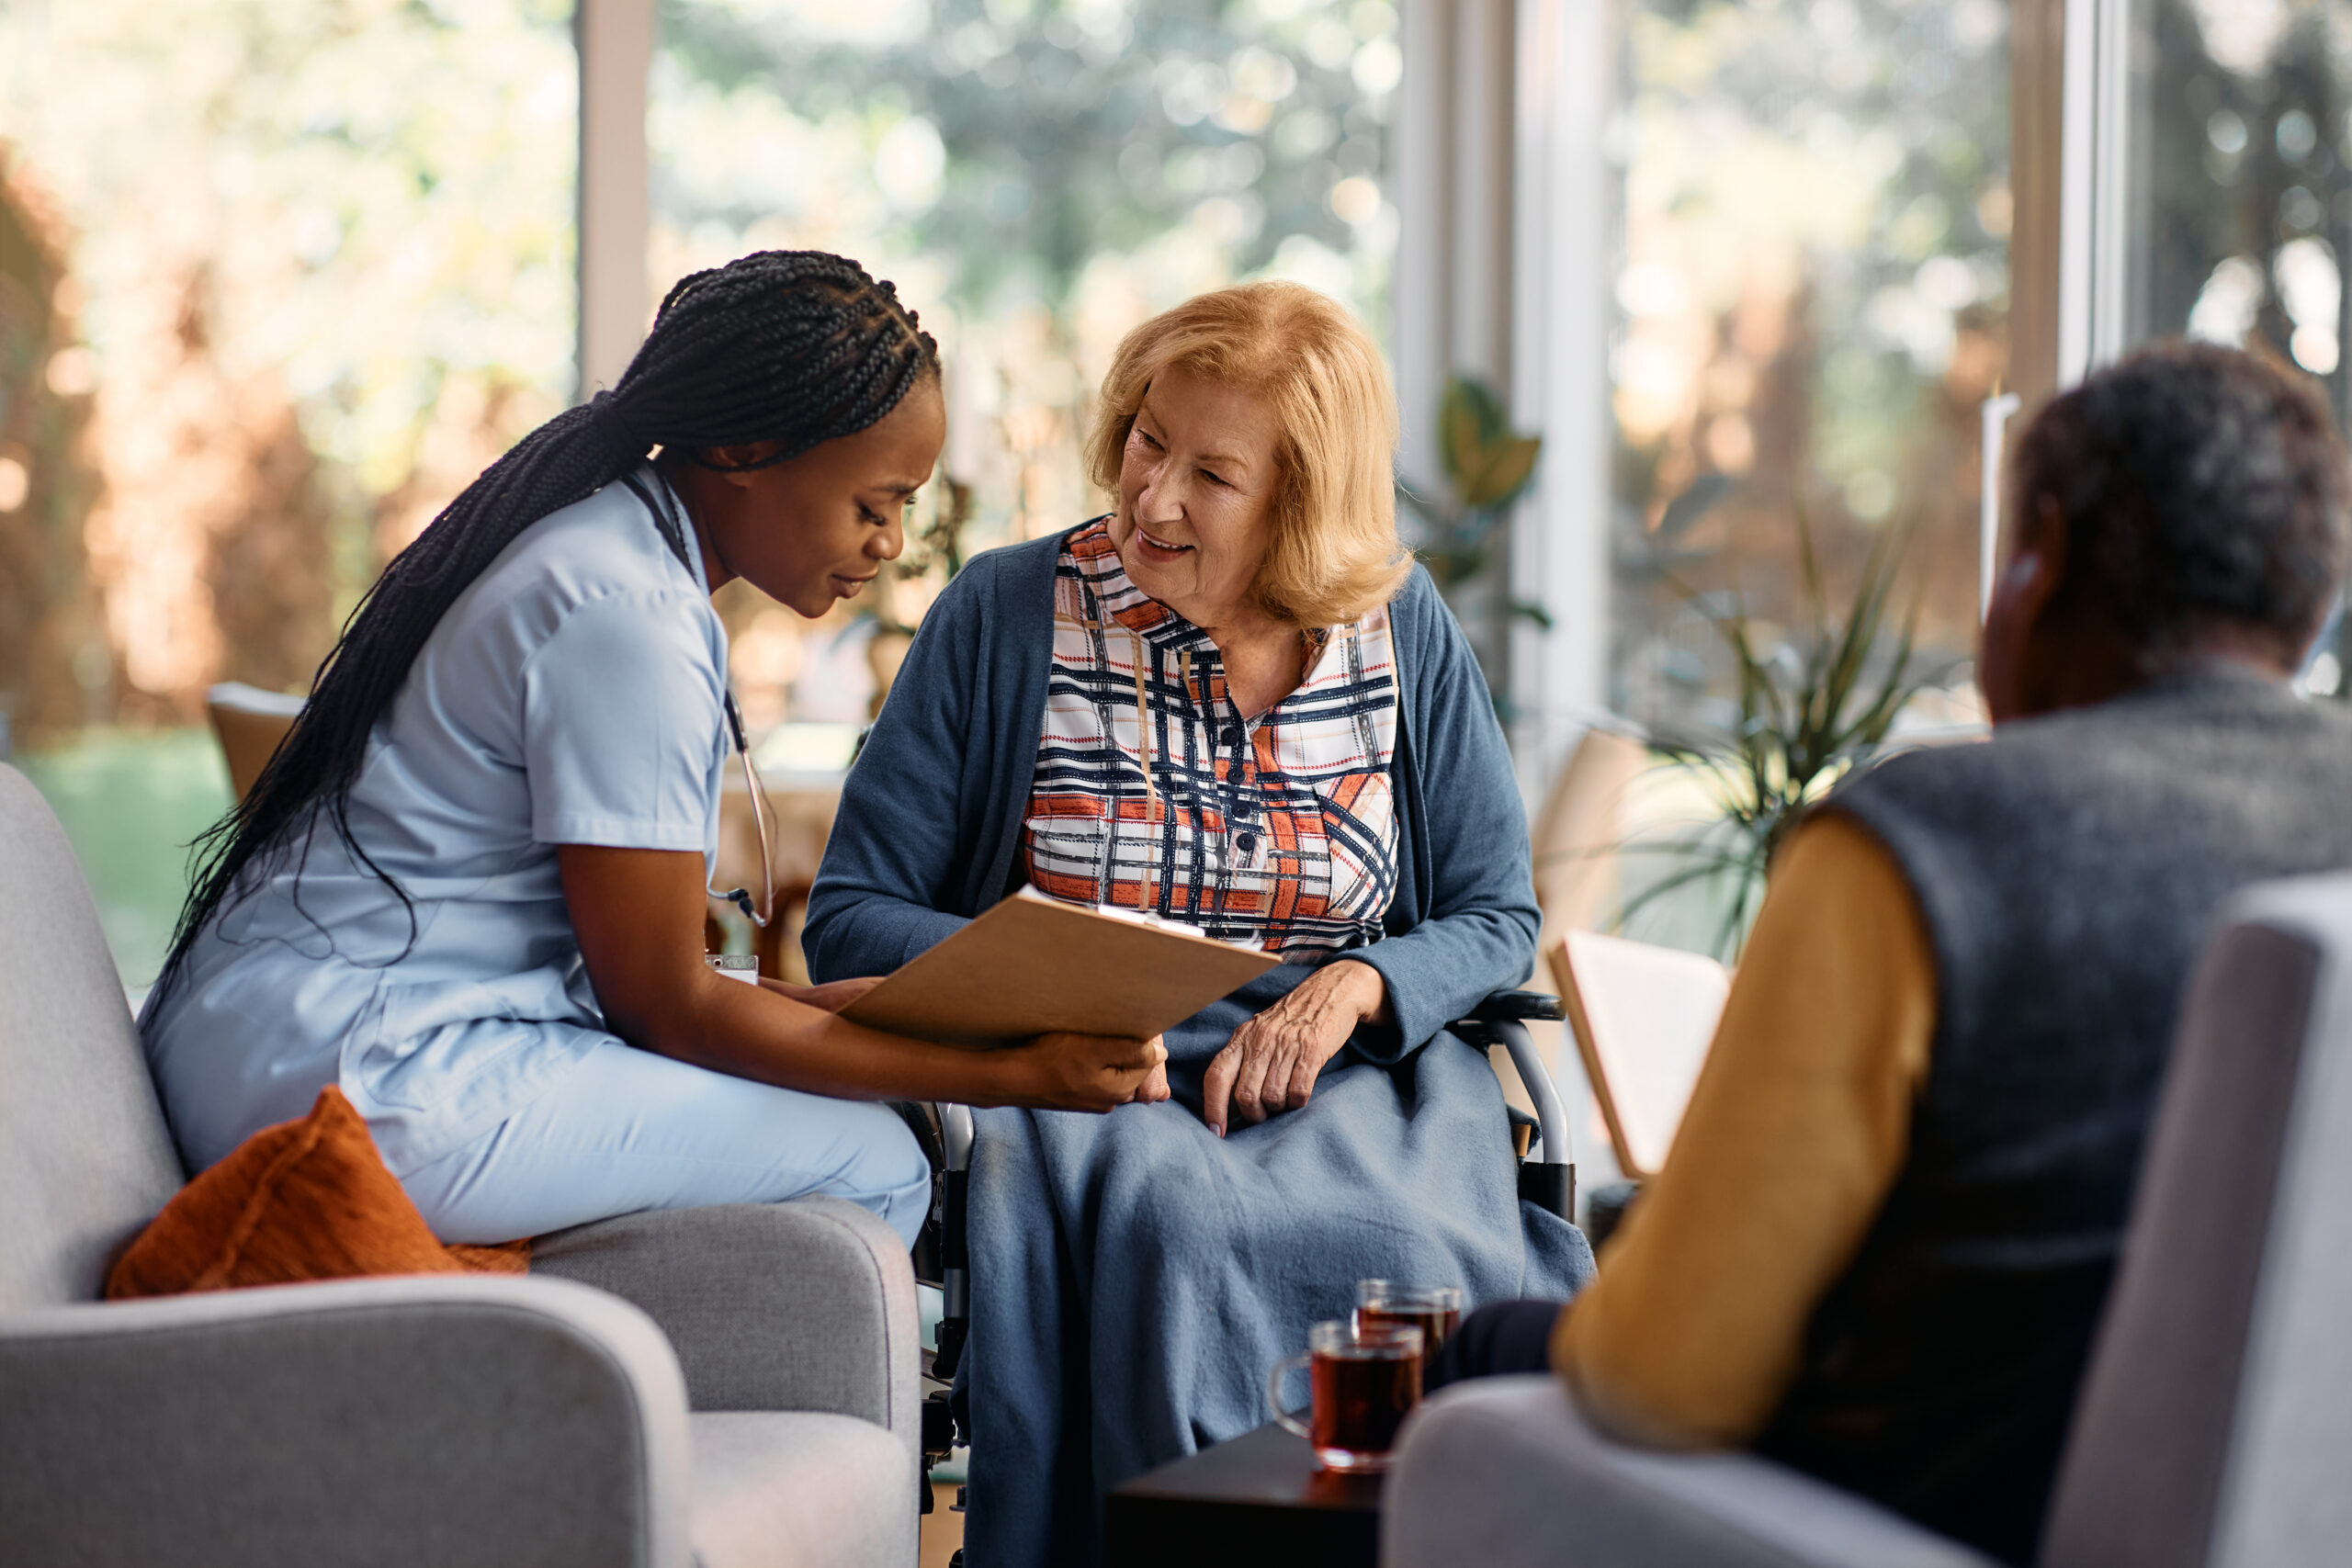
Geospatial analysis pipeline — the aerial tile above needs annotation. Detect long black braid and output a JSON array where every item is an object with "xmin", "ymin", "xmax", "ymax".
[{"xmin": 158, "ymin": 250, "xmax": 938, "ymax": 999}]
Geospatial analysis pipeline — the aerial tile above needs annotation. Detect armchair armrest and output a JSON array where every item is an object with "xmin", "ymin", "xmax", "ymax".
[
  {"xmin": 0, "ymin": 1275, "xmax": 690, "ymax": 1568},
  {"xmin": 1385, "ymin": 1376, "xmax": 1998, "ymax": 1568},
  {"xmin": 531, "ymin": 1199, "xmax": 918, "ymax": 1460}
]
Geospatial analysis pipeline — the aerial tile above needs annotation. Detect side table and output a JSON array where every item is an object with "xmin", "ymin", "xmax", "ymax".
[{"xmin": 1103, "ymin": 1422, "xmax": 1383, "ymax": 1567}]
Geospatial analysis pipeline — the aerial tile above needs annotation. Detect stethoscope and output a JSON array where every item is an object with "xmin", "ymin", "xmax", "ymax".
[
  {"xmin": 620, "ymin": 466, "xmax": 777, "ymax": 931},
  {"xmin": 716, "ymin": 691, "xmax": 777, "ymax": 931}
]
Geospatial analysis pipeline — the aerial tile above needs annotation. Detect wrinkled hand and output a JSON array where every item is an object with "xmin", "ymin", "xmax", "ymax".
[
  {"xmin": 1012, "ymin": 1031, "xmax": 1172, "ymax": 1113},
  {"xmin": 759, "ymin": 974, "xmax": 884, "ymax": 1014},
  {"xmin": 1202, "ymin": 959, "xmax": 1388, "ymax": 1136}
]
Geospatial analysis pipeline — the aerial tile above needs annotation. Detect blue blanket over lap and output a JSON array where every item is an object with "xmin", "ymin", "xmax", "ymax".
[
  {"xmin": 969, "ymin": 978, "xmax": 1592, "ymax": 1564},
  {"xmin": 805, "ymin": 530, "xmax": 1597, "ymax": 1566}
]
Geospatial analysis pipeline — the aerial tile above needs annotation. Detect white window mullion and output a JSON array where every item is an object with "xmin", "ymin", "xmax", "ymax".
[
  {"xmin": 2056, "ymin": 0, "xmax": 2133, "ymax": 388},
  {"xmin": 576, "ymin": 0, "xmax": 654, "ymax": 401},
  {"xmin": 1508, "ymin": 0, "xmax": 1613, "ymax": 784},
  {"xmin": 1393, "ymin": 0, "xmax": 1456, "ymax": 495}
]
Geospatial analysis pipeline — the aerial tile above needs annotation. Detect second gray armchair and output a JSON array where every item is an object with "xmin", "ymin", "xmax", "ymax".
[{"xmin": 1382, "ymin": 873, "xmax": 2352, "ymax": 1568}]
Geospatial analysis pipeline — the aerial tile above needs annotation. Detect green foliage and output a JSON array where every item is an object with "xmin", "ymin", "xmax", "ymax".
[
  {"xmin": 1399, "ymin": 377, "xmax": 1545, "ymax": 616},
  {"xmin": 1622, "ymin": 507, "xmax": 1937, "ymax": 960},
  {"xmin": 18, "ymin": 728, "xmax": 232, "ymax": 987},
  {"xmin": 1443, "ymin": 378, "xmax": 1544, "ymax": 510},
  {"xmin": 659, "ymin": 0, "xmax": 1396, "ymax": 316},
  {"xmin": 0, "ymin": 0, "xmax": 579, "ymax": 503},
  {"xmin": 867, "ymin": 476, "xmax": 978, "ymax": 636},
  {"xmin": 1603, "ymin": 0, "xmax": 2011, "ymax": 728}
]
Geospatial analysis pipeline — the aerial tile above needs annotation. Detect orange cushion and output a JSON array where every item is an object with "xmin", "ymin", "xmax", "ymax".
[{"xmin": 107, "ymin": 1085, "xmax": 528, "ymax": 1299}]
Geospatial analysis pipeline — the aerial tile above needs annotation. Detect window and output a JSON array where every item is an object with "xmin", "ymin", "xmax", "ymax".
[
  {"xmin": 2123, "ymin": 0, "xmax": 2347, "ymax": 403},
  {"xmin": 2041, "ymin": 0, "xmax": 2352, "ymax": 694},
  {"xmin": 1602, "ymin": 0, "xmax": 2011, "ymax": 732},
  {"xmin": 0, "ymin": 1, "xmax": 577, "ymax": 983},
  {"xmin": 649, "ymin": 0, "xmax": 1403, "ymax": 728}
]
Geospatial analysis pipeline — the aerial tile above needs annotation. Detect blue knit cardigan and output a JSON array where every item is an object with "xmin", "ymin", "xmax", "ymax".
[{"xmin": 803, "ymin": 526, "xmax": 1541, "ymax": 1050}]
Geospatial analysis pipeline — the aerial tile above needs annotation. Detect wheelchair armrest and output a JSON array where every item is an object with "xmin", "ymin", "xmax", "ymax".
[
  {"xmin": 940, "ymin": 1100, "xmax": 975, "ymax": 1174},
  {"xmin": 1450, "ymin": 993, "xmax": 1576, "ymax": 1222},
  {"xmin": 1461, "ymin": 988, "xmax": 1567, "ymax": 1024},
  {"xmin": 924, "ymin": 1102, "xmax": 978, "ymax": 1386}
]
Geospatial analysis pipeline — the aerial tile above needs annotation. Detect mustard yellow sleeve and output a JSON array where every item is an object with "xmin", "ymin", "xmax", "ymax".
[{"xmin": 1550, "ymin": 811, "xmax": 1936, "ymax": 1449}]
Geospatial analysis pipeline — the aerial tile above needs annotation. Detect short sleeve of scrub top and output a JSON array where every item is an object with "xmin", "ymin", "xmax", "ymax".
[
  {"xmin": 524, "ymin": 587, "xmax": 728, "ymax": 853},
  {"xmin": 139, "ymin": 474, "xmax": 736, "ymax": 1179}
]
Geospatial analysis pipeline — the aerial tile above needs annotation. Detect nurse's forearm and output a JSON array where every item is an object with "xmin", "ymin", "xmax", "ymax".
[
  {"xmin": 558, "ymin": 841, "xmax": 1163, "ymax": 1111},
  {"xmin": 644, "ymin": 973, "xmax": 1059, "ymax": 1107}
]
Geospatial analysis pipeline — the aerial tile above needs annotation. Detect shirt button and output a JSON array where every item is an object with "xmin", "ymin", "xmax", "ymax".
[
  {"xmin": 1238, "ymin": 830, "xmax": 1258, "ymax": 855},
  {"xmin": 1225, "ymin": 724, "xmax": 1244, "ymax": 746}
]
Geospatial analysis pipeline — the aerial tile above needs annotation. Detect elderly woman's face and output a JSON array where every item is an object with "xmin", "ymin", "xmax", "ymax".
[{"xmin": 1111, "ymin": 367, "xmax": 1283, "ymax": 627}]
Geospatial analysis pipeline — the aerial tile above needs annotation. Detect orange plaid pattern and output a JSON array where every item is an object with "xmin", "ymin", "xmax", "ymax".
[{"xmin": 1021, "ymin": 520, "xmax": 1400, "ymax": 957}]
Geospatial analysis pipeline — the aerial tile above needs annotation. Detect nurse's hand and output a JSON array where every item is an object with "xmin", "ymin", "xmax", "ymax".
[
  {"xmin": 1202, "ymin": 958, "xmax": 1388, "ymax": 1137},
  {"xmin": 1008, "ymin": 1031, "xmax": 1171, "ymax": 1112},
  {"xmin": 759, "ymin": 975, "xmax": 884, "ymax": 1013}
]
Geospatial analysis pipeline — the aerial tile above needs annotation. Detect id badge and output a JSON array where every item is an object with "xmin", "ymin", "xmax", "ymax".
[{"xmin": 705, "ymin": 953, "xmax": 760, "ymax": 985}]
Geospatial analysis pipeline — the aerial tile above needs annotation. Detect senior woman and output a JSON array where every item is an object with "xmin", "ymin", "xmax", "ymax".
[{"xmin": 805, "ymin": 281, "xmax": 1594, "ymax": 1564}]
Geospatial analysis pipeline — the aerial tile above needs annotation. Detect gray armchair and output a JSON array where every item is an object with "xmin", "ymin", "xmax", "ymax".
[
  {"xmin": 0, "ymin": 763, "xmax": 919, "ymax": 1567},
  {"xmin": 1383, "ymin": 872, "xmax": 2352, "ymax": 1568}
]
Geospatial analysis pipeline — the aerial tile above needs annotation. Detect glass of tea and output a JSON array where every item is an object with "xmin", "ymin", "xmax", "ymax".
[
  {"xmin": 1266, "ymin": 1319, "xmax": 1425, "ymax": 1472},
  {"xmin": 1354, "ymin": 1280, "xmax": 1464, "ymax": 1362}
]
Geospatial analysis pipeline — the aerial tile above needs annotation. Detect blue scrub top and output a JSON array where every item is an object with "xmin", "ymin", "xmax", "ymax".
[{"xmin": 141, "ymin": 468, "xmax": 730, "ymax": 1177}]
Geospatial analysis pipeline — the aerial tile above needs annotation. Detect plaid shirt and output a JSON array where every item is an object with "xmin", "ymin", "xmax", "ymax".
[{"xmin": 1022, "ymin": 520, "xmax": 1401, "ymax": 958}]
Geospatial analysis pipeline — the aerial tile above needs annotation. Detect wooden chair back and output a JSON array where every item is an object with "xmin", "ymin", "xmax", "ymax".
[{"xmin": 205, "ymin": 682, "xmax": 304, "ymax": 803}]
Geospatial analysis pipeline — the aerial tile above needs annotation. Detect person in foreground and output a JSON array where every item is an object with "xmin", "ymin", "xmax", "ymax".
[
  {"xmin": 803, "ymin": 280, "xmax": 1595, "ymax": 1564},
  {"xmin": 1430, "ymin": 341, "xmax": 2352, "ymax": 1563},
  {"xmin": 141, "ymin": 251, "xmax": 1163, "ymax": 1250}
]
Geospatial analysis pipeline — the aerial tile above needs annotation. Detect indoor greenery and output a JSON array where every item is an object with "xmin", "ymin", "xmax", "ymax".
[
  {"xmin": 1399, "ymin": 376, "xmax": 1549, "ymax": 626},
  {"xmin": 1620, "ymin": 510, "xmax": 1939, "ymax": 961}
]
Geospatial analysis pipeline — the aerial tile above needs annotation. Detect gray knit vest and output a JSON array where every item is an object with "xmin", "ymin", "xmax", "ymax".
[{"xmin": 1755, "ymin": 672, "xmax": 2352, "ymax": 1563}]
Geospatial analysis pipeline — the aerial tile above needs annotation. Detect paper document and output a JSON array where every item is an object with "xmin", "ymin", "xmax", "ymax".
[
  {"xmin": 840, "ymin": 886, "xmax": 1282, "ymax": 1049},
  {"xmin": 1550, "ymin": 928, "xmax": 1731, "ymax": 1180}
]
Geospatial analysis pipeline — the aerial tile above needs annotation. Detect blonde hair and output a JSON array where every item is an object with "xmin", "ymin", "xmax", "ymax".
[{"xmin": 1084, "ymin": 281, "xmax": 1409, "ymax": 628}]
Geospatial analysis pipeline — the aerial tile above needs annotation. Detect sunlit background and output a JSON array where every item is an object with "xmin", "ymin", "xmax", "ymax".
[
  {"xmin": 2, "ymin": 0, "xmax": 2346, "ymax": 983},
  {"xmin": 648, "ymin": 0, "xmax": 1408, "ymax": 732}
]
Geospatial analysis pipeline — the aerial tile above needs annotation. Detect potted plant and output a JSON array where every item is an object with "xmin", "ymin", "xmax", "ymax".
[
  {"xmin": 1616, "ymin": 510, "xmax": 1942, "ymax": 961},
  {"xmin": 1398, "ymin": 378, "xmax": 1553, "ymax": 689}
]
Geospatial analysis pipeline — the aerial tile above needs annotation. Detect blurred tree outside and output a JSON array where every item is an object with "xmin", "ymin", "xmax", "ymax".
[
  {"xmin": 652, "ymin": 0, "xmax": 1401, "ymax": 724},
  {"xmin": 2126, "ymin": 0, "xmax": 2352, "ymax": 696},
  {"xmin": 1607, "ymin": 0, "xmax": 2010, "ymax": 736},
  {"xmin": 0, "ymin": 156, "xmax": 104, "ymax": 746},
  {"xmin": 0, "ymin": 0, "xmax": 577, "ymax": 984}
]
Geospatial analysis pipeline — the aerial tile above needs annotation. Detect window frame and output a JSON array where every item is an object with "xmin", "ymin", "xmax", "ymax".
[{"xmin": 574, "ymin": 0, "xmax": 2089, "ymax": 739}]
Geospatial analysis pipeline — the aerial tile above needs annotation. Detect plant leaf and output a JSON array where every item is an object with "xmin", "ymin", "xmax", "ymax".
[
  {"xmin": 1657, "ymin": 473, "xmax": 1735, "ymax": 538},
  {"xmin": 1464, "ymin": 436, "xmax": 1543, "ymax": 509},
  {"xmin": 1442, "ymin": 382, "xmax": 1486, "ymax": 487}
]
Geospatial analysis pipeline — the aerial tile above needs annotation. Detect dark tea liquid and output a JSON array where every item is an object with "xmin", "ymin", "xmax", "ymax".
[
  {"xmin": 1356, "ymin": 1303, "xmax": 1461, "ymax": 1361},
  {"xmin": 1309, "ymin": 1344, "xmax": 1423, "ymax": 1461}
]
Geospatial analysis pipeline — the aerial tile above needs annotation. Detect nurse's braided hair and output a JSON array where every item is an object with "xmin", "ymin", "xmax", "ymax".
[{"xmin": 159, "ymin": 250, "xmax": 938, "ymax": 997}]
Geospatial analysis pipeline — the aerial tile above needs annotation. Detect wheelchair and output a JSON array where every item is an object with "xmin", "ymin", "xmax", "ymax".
[{"xmin": 912, "ymin": 988, "xmax": 1579, "ymax": 1485}]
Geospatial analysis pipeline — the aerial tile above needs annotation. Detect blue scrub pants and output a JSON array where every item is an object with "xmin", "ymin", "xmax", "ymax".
[{"xmin": 398, "ymin": 1033, "xmax": 933, "ymax": 1247}]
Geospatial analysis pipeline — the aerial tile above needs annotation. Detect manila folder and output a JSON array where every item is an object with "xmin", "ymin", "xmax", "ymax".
[{"xmin": 839, "ymin": 886, "xmax": 1282, "ymax": 1049}]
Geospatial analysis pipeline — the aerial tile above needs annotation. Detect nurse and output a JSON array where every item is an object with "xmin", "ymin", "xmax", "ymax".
[{"xmin": 142, "ymin": 251, "xmax": 1168, "ymax": 1247}]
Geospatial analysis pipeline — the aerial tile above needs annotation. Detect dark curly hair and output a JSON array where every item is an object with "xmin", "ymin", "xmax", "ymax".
[
  {"xmin": 157, "ymin": 249, "xmax": 938, "ymax": 999},
  {"xmin": 2009, "ymin": 341, "xmax": 2350, "ymax": 665}
]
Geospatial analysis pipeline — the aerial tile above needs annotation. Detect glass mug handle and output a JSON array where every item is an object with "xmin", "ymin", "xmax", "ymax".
[{"xmin": 1266, "ymin": 1351, "xmax": 1315, "ymax": 1441}]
